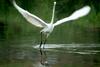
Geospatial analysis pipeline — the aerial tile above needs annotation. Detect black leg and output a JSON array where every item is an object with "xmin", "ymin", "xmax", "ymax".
[
  {"xmin": 43, "ymin": 37, "xmax": 47, "ymax": 49},
  {"xmin": 39, "ymin": 32, "xmax": 43, "ymax": 48}
]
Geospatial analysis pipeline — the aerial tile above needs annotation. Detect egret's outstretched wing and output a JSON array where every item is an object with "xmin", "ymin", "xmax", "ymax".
[
  {"xmin": 13, "ymin": 0, "xmax": 48, "ymax": 28},
  {"xmin": 54, "ymin": 6, "xmax": 91, "ymax": 26}
]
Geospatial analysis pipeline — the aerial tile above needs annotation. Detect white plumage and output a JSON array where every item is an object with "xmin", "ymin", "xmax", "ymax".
[{"xmin": 13, "ymin": 0, "xmax": 91, "ymax": 47}]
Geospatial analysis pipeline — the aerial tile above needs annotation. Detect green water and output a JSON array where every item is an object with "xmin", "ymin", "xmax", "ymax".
[{"xmin": 0, "ymin": 44, "xmax": 100, "ymax": 67}]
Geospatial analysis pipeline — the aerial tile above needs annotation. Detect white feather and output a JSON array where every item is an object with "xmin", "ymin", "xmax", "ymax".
[
  {"xmin": 13, "ymin": 0, "xmax": 48, "ymax": 28},
  {"xmin": 13, "ymin": 0, "xmax": 91, "ymax": 48},
  {"xmin": 54, "ymin": 6, "xmax": 91, "ymax": 26}
]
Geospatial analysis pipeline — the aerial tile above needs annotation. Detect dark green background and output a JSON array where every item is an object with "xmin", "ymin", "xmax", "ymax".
[{"xmin": 0, "ymin": 0, "xmax": 100, "ymax": 45}]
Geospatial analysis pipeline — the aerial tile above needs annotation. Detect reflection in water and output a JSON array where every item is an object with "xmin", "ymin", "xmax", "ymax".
[
  {"xmin": 33, "ymin": 44, "xmax": 100, "ymax": 67},
  {"xmin": 33, "ymin": 48, "xmax": 51, "ymax": 67},
  {"xmin": 1, "ymin": 44, "xmax": 100, "ymax": 67},
  {"xmin": 39, "ymin": 48, "xmax": 49, "ymax": 67}
]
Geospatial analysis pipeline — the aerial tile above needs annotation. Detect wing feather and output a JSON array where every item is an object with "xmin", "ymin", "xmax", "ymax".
[
  {"xmin": 13, "ymin": 0, "xmax": 47, "ymax": 28},
  {"xmin": 54, "ymin": 6, "xmax": 91, "ymax": 26}
]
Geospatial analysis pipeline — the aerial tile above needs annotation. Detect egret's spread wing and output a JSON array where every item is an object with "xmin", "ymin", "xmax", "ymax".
[
  {"xmin": 13, "ymin": 0, "xmax": 47, "ymax": 28},
  {"xmin": 54, "ymin": 6, "xmax": 91, "ymax": 26}
]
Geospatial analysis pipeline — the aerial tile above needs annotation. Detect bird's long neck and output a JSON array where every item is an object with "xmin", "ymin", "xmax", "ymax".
[{"xmin": 51, "ymin": 2, "xmax": 56, "ymax": 24}]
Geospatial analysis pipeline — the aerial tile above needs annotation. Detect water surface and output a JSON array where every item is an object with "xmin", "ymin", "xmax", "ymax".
[{"xmin": 0, "ymin": 44, "xmax": 100, "ymax": 67}]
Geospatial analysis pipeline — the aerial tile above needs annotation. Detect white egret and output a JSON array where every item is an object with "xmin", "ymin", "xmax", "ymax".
[{"xmin": 12, "ymin": 0, "xmax": 91, "ymax": 48}]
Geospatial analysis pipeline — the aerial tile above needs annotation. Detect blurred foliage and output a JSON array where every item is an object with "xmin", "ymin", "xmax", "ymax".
[{"xmin": 0, "ymin": 0, "xmax": 100, "ymax": 45}]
